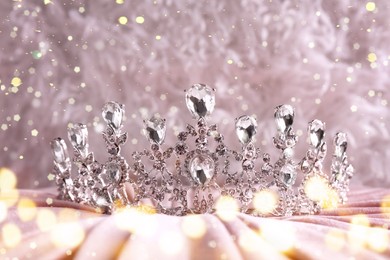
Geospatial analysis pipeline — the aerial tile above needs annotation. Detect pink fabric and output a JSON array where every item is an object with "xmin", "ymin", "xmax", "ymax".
[
  {"xmin": 1, "ymin": 188, "xmax": 389, "ymax": 259},
  {"xmin": 1, "ymin": 0, "xmax": 390, "ymax": 259}
]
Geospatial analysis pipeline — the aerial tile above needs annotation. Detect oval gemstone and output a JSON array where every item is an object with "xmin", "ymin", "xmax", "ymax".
[
  {"xmin": 104, "ymin": 162, "xmax": 121, "ymax": 185},
  {"xmin": 102, "ymin": 101, "xmax": 124, "ymax": 131},
  {"xmin": 51, "ymin": 138, "xmax": 71, "ymax": 172},
  {"xmin": 189, "ymin": 154, "xmax": 215, "ymax": 185},
  {"xmin": 274, "ymin": 104, "xmax": 294, "ymax": 133},
  {"xmin": 308, "ymin": 119, "xmax": 325, "ymax": 148},
  {"xmin": 185, "ymin": 84, "xmax": 215, "ymax": 118},
  {"xmin": 67, "ymin": 123, "xmax": 88, "ymax": 157},
  {"xmin": 144, "ymin": 116, "xmax": 166, "ymax": 145},
  {"xmin": 235, "ymin": 115, "xmax": 257, "ymax": 144}
]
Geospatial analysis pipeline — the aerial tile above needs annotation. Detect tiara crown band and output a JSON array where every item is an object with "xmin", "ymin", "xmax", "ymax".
[{"xmin": 51, "ymin": 84, "xmax": 354, "ymax": 216}]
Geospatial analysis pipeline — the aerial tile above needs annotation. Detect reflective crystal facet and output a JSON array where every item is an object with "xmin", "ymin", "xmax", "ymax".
[
  {"xmin": 102, "ymin": 101, "xmax": 124, "ymax": 131},
  {"xmin": 51, "ymin": 138, "xmax": 71, "ymax": 172},
  {"xmin": 308, "ymin": 119, "xmax": 325, "ymax": 148},
  {"xmin": 68, "ymin": 123, "xmax": 88, "ymax": 157},
  {"xmin": 235, "ymin": 115, "xmax": 257, "ymax": 144},
  {"xmin": 280, "ymin": 164, "xmax": 296, "ymax": 186},
  {"xmin": 275, "ymin": 105, "xmax": 294, "ymax": 133},
  {"xmin": 101, "ymin": 162, "xmax": 121, "ymax": 186},
  {"xmin": 185, "ymin": 84, "xmax": 215, "ymax": 118},
  {"xmin": 144, "ymin": 116, "xmax": 166, "ymax": 145},
  {"xmin": 334, "ymin": 132, "xmax": 347, "ymax": 158},
  {"xmin": 189, "ymin": 154, "xmax": 215, "ymax": 185}
]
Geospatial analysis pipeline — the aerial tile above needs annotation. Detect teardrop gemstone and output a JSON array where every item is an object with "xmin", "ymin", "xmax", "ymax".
[
  {"xmin": 67, "ymin": 123, "xmax": 88, "ymax": 157},
  {"xmin": 334, "ymin": 132, "xmax": 347, "ymax": 158},
  {"xmin": 274, "ymin": 104, "xmax": 294, "ymax": 133},
  {"xmin": 102, "ymin": 101, "xmax": 124, "ymax": 131},
  {"xmin": 308, "ymin": 119, "xmax": 325, "ymax": 148},
  {"xmin": 144, "ymin": 116, "xmax": 166, "ymax": 145},
  {"xmin": 235, "ymin": 115, "xmax": 257, "ymax": 144},
  {"xmin": 185, "ymin": 84, "xmax": 215, "ymax": 118},
  {"xmin": 189, "ymin": 154, "xmax": 215, "ymax": 185}
]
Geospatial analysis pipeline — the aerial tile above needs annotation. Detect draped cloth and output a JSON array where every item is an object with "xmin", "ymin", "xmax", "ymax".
[{"xmin": 1, "ymin": 187, "xmax": 389, "ymax": 259}]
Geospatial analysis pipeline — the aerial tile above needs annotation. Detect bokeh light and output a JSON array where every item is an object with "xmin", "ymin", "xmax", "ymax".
[
  {"xmin": 304, "ymin": 175, "xmax": 329, "ymax": 202},
  {"xmin": 135, "ymin": 16, "xmax": 145, "ymax": 24},
  {"xmin": 380, "ymin": 194, "xmax": 390, "ymax": 215},
  {"xmin": 181, "ymin": 215, "xmax": 207, "ymax": 239},
  {"xmin": 159, "ymin": 232, "xmax": 185, "ymax": 255},
  {"xmin": 0, "ymin": 201, "xmax": 7, "ymax": 223},
  {"xmin": 238, "ymin": 230, "xmax": 263, "ymax": 252},
  {"xmin": 215, "ymin": 196, "xmax": 239, "ymax": 221},
  {"xmin": 17, "ymin": 197, "xmax": 37, "ymax": 222},
  {"xmin": 2, "ymin": 223, "xmax": 22, "ymax": 248},
  {"xmin": 0, "ymin": 167, "xmax": 17, "ymax": 190},
  {"xmin": 51, "ymin": 223, "xmax": 85, "ymax": 248},
  {"xmin": 348, "ymin": 214, "xmax": 370, "ymax": 250},
  {"xmin": 0, "ymin": 189, "xmax": 19, "ymax": 207},
  {"xmin": 253, "ymin": 189, "xmax": 278, "ymax": 214},
  {"xmin": 58, "ymin": 208, "xmax": 79, "ymax": 223},
  {"xmin": 325, "ymin": 229, "xmax": 346, "ymax": 251},
  {"xmin": 367, "ymin": 227, "xmax": 389, "ymax": 253},
  {"xmin": 36, "ymin": 208, "xmax": 57, "ymax": 232},
  {"xmin": 118, "ymin": 16, "xmax": 128, "ymax": 25},
  {"xmin": 304, "ymin": 175, "xmax": 339, "ymax": 209},
  {"xmin": 115, "ymin": 206, "xmax": 157, "ymax": 236},
  {"xmin": 366, "ymin": 2, "xmax": 376, "ymax": 12},
  {"xmin": 261, "ymin": 222, "xmax": 295, "ymax": 253}
]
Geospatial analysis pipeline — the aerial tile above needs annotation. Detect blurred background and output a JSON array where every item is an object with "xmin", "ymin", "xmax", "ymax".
[{"xmin": 0, "ymin": 0, "xmax": 389, "ymax": 188}]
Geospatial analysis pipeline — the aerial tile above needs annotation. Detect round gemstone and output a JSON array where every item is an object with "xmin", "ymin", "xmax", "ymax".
[
  {"xmin": 102, "ymin": 101, "xmax": 124, "ymax": 131},
  {"xmin": 308, "ymin": 119, "xmax": 325, "ymax": 148},
  {"xmin": 67, "ymin": 123, "xmax": 88, "ymax": 157},
  {"xmin": 144, "ymin": 116, "xmax": 166, "ymax": 145},
  {"xmin": 189, "ymin": 154, "xmax": 215, "ymax": 185},
  {"xmin": 235, "ymin": 115, "xmax": 257, "ymax": 144},
  {"xmin": 274, "ymin": 104, "xmax": 294, "ymax": 133},
  {"xmin": 185, "ymin": 84, "xmax": 215, "ymax": 118},
  {"xmin": 280, "ymin": 164, "xmax": 296, "ymax": 186}
]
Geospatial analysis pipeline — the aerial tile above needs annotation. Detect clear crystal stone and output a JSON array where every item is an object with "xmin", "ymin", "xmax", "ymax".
[
  {"xmin": 67, "ymin": 123, "xmax": 89, "ymax": 157},
  {"xmin": 274, "ymin": 104, "xmax": 294, "ymax": 133},
  {"xmin": 334, "ymin": 132, "xmax": 347, "ymax": 158},
  {"xmin": 101, "ymin": 162, "xmax": 121, "ymax": 186},
  {"xmin": 189, "ymin": 154, "xmax": 215, "ymax": 185},
  {"xmin": 280, "ymin": 164, "xmax": 296, "ymax": 186},
  {"xmin": 235, "ymin": 115, "xmax": 257, "ymax": 144},
  {"xmin": 185, "ymin": 83, "xmax": 215, "ymax": 118},
  {"xmin": 102, "ymin": 101, "xmax": 124, "ymax": 131},
  {"xmin": 144, "ymin": 116, "xmax": 166, "ymax": 145},
  {"xmin": 51, "ymin": 138, "xmax": 71, "ymax": 172},
  {"xmin": 308, "ymin": 119, "xmax": 325, "ymax": 148}
]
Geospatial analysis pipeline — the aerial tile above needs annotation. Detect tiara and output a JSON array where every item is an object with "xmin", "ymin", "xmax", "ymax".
[{"xmin": 50, "ymin": 84, "xmax": 354, "ymax": 216}]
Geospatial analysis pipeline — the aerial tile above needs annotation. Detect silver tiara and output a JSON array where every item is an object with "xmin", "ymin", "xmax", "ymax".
[{"xmin": 50, "ymin": 84, "xmax": 354, "ymax": 216}]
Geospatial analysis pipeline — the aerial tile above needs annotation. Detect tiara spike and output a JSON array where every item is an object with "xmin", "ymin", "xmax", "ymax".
[
  {"xmin": 51, "ymin": 84, "xmax": 355, "ymax": 216},
  {"xmin": 50, "ymin": 138, "xmax": 75, "ymax": 201}
]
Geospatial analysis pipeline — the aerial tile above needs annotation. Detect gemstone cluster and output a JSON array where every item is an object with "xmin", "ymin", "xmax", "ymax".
[{"xmin": 51, "ymin": 84, "xmax": 354, "ymax": 216}]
